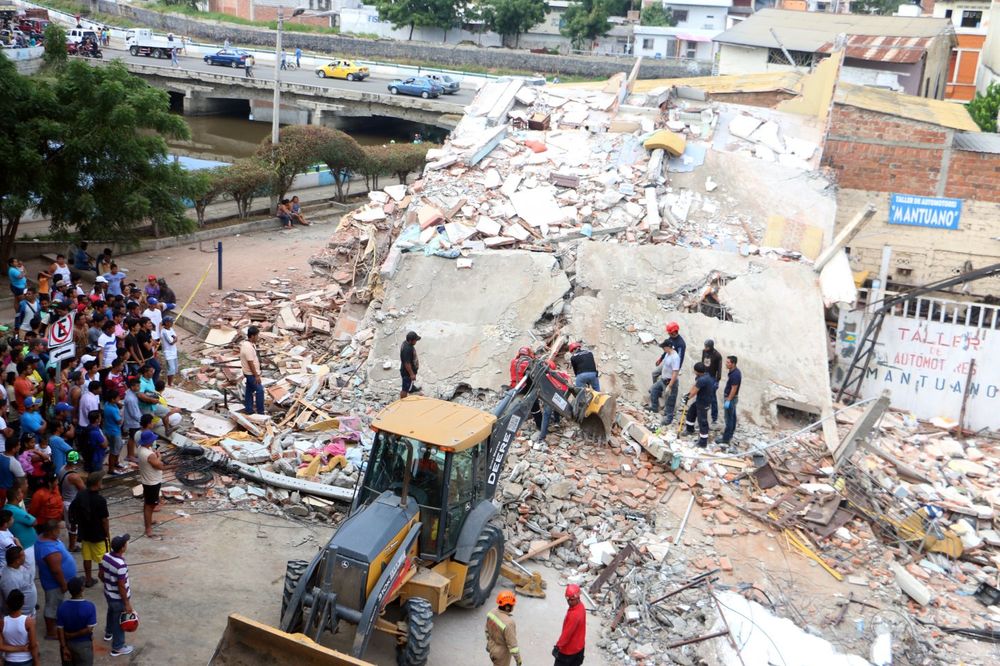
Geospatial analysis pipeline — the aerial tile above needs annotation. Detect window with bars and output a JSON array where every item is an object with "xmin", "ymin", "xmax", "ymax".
[
  {"xmin": 767, "ymin": 48, "xmax": 813, "ymax": 66},
  {"xmin": 961, "ymin": 10, "xmax": 982, "ymax": 28}
]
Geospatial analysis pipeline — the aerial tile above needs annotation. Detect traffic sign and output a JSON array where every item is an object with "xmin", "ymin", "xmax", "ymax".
[
  {"xmin": 47, "ymin": 313, "xmax": 74, "ymax": 347},
  {"xmin": 49, "ymin": 343, "xmax": 76, "ymax": 365}
]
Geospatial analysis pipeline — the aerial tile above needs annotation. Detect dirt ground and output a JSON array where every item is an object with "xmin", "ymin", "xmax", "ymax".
[{"xmin": 35, "ymin": 501, "xmax": 603, "ymax": 666}]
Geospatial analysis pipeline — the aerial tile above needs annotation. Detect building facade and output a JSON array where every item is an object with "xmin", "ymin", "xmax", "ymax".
[
  {"xmin": 633, "ymin": 0, "xmax": 732, "ymax": 61},
  {"xmin": 931, "ymin": 0, "xmax": 991, "ymax": 100}
]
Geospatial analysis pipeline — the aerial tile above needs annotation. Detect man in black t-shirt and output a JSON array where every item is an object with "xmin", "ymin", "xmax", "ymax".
[
  {"xmin": 399, "ymin": 331, "xmax": 421, "ymax": 399},
  {"xmin": 69, "ymin": 471, "xmax": 110, "ymax": 588},
  {"xmin": 701, "ymin": 339, "xmax": 723, "ymax": 427},
  {"xmin": 135, "ymin": 317, "xmax": 160, "ymax": 384},
  {"xmin": 683, "ymin": 362, "xmax": 714, "ymax": 449}
]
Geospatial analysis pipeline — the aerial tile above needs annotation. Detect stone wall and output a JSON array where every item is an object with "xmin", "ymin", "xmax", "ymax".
[{"xmin": 94, "ymin": 0, "xmax": 710, "ymax": 79}]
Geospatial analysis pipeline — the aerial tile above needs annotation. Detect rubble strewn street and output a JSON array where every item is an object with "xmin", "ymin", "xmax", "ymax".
[{"xmin": 145, "ymin": 74, "xmax": 1000, "ymax": 666}]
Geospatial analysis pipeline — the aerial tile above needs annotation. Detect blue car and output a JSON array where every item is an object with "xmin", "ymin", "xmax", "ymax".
[
  {"xmin": 203, "ymin": 49, "xmax": 250, "ymax": 68},
  {"xmin": 387, "ymin": 77, "xmax": 444, "ymax": 99}
]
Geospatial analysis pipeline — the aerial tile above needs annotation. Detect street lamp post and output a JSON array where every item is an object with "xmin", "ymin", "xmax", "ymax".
[{"xmin": 272, "ymin": 6, "xmax": 306, "ymax": 146}]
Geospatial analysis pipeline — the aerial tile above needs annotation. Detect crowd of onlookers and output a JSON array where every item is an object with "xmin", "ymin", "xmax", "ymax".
[{"xmin": 0, "ymin": 244, "xmax": 182, "ymax": 662}]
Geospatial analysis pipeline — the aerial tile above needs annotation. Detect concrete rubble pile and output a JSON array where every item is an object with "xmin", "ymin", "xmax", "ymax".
[
  {"xmin": 150, "ymin": 78, "xmax": 996, "ymax": 665},
  {"xmin": 317, "ymin": 76, "xmax": 834, "ymax": 280}
]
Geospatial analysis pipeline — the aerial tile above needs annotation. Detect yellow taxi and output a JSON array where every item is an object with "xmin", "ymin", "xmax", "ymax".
[{"xmin": 315, "ymin": 60, "xmax": 370, "ymax": 81}]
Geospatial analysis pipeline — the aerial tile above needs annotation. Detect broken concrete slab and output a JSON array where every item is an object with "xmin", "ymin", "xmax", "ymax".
[
  {"xmin": 366, "ymin": 251, "xmax": 571, "ymax": 395},
  {"xmin": 566, "ymin": 243, "xmax": 834, "ymax": 430}
]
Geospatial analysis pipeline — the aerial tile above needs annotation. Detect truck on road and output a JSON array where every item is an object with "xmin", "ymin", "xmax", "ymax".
[{"xmin": 125, "ymin": 28, "xmax": 177, "ymax": 59}]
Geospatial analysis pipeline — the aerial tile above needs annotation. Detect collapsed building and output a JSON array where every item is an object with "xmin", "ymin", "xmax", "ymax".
[{"xmin": 168, "ymin": 48, "xmax": 1000, "ymax": 665}]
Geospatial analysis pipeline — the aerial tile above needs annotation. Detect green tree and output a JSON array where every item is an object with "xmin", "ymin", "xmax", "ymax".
[
  {"xmin": 185, "ymin": 168, "xmax": 227, "ymax": 226},
  {"xmin": 0, "ymin": 55, "xmax": 48, "ymax": 262},
  {"xmin": 967, "ymin": 82, "xmax": 1000, "ymax": 133},
  {"xmin": 315, "ymin": 130, "xmax": 367, "ymax": 202},
  {"xmin": 851, "ymin": 0, "xmax": 904, "ymax": 15},
  {"xmin": 379, "ymin": 143, "xmax": 437, "ymax": 184},
  {"xmin": 42, "ymin": 23, "xmax": 68, "ymax": 69},
  {"xmin": 215, "ymin": 158, "xmax": 272, "ymax": 219},
  {"xmin": 603, "ymin": 0, "xmax": 633, "ymax": 16},
  {"xmin": 374, "ymin": 0, "xmax": 466, "ymax": 40},
  {"xmin": 38, "ymin": 61, "xmax": 196, "ymax": 240},
  {"xmin": 560, "ymin": 0, "xmax": 610, "ymax": 50},
  {"xmin": 640, "ymin": 3, "xmax": 675, "ymax": 27},
  {"xmin": 481, "ymin": 0, "xmax": 547, "ymax": 48},
  {"xmin": 256, "ymin": 125, "xmax": 328, "ymax": 204}
]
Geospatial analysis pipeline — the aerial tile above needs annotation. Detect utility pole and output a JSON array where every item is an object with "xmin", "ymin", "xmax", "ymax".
[{"xmin": 272, "ymin": 7, "xmax": 307, "ymax": 146}]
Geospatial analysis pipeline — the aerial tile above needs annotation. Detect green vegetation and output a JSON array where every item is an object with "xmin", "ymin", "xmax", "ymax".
[
  {"xmin": 967, "ymin": 82, "xmax": 1000, "ymax": 133},
  {"xmin": 145, "ymin": 2, "xmax": 341, "ymax": 34},
  {"xmin": 480, "ymin": 0, "xmax": 547, "ymax": 48},
  {"xmin": 639, "ymin": 4, "xmax": 676, "ymax": 27},
  {"xmin": 0, "ymin": 55, "xmax": 197, "ymax": 260},
  {"xmin": 560, "ymin": 0, "xmax": 611, "ymax": 51},
  {"xmin": 42, "ymin": 22, "xmax": 68, "ymax": 69}
]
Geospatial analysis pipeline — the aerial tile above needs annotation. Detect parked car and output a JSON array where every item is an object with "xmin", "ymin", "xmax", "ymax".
[
  {"xmin": 315, "ymin": 59, "xmax": 369, "ymax": 81},
  {"xmin": 425, "ymin": 73, "xmax": 460, "ymax": 94},
  {"xmin": 387, "ymin": 77, "xmax": 444, "ymax": 99},
  {"xmin": 204, "ymin": 49, "xmax": 250, "ymax": 68}
]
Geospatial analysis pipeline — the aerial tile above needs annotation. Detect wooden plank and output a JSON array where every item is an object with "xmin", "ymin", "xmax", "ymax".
[
  {"xmin": 515, "ymin": 535, "xmax": 571, "ymax": 563},
  {"xmin": 587, "ymin": 543, "xmax": 636, "ymax": 595}
]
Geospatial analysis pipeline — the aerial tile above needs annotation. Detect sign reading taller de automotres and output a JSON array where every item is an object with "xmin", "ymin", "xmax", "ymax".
[{"xmin": 888, "ymin": 194, "xmax": 962, "ymax": 230}]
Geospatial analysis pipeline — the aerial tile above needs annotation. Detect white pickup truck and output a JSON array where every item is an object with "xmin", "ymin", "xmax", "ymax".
[{"xmin": 125, "ymin": 28, "xmax": 178, "ymax": 59}]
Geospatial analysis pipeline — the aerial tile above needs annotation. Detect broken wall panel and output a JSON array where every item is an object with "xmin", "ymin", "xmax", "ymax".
[
  {"xmin": 566, "ymin": 243, "xmax": 833, "ymax": 428},
  {"xmin": 364, "ymin": 251, "xmax": 571, "ymax": 394}
]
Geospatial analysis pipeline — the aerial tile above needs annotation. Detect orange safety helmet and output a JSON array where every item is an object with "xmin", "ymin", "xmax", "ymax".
[
  {"xmin": 665, "ymin": 322, "xmax": 680, "ymax": 335},
  {"xmin": 497, "ymin": 590, "xmax": 517, "ymax": 607},
  {"xmin": 568, "ymin": 342, "xmax": 581, "ymax": 352}
]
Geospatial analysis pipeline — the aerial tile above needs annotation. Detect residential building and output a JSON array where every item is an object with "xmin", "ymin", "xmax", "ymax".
[
  {"xmin": 714, "ymin": 9, "xmax": 956, "ymax": 98},
  {"xmin": 929, "ymin": 0, "xmax": 991, "ymax": 100},
  {"xmin": 634, "ymin": 0, "xmax": 731, "ymax": 61},
  {"xmin": 978, "ymin": 0, "xmax": 1000, "ymax": 92}
]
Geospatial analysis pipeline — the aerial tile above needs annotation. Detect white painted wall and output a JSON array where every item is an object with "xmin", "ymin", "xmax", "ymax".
[
  {"xmin": 932, "ymin": 0, "xmax": 991, "ymax": 34},
  {"xmin": 717, "ymin": 42, "xmax": 789, "ymax": 74},
  {"xmin": 666, "ymin": 4, "xmax": 728, "ymax": 30},
  {"xmin": 852, "ymin": 299, "xmax": 1000, "ymax": 432}
]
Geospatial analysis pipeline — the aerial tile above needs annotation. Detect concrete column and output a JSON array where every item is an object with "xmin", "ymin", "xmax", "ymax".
[{"xmin": 310, "ymin": 108, "xmax": 324, "ymax": 126}]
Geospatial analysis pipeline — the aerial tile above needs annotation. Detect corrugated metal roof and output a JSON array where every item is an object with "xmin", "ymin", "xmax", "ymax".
[
  {"xmin": 953, "ymin": 132, "xmax": 1000, "ymax": 153},
  {"xmin": 835, "ymin": 82, "xmax": 980, "ymax": 132},
  {"xmin": 714, "ymin": 8, "xmax": 954, "ymax": 52},
  {"xmin": 816, "ymin": 35, "xmax": 930, "ymax": 64}
]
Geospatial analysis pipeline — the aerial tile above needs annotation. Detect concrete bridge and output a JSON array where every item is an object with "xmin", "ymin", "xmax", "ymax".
[{"xmin": 119, "ymin": 60, "xmax": 467, "ymax": 131}]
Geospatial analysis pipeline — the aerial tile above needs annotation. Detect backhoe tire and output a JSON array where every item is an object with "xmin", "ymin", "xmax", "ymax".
[
  {"xmin": 280, "ymin": 559, "xmax": 309, "ymax": 633},
  {"xmin": 396, "ymin": 597, "xmax": 433, "ymax": 666},
  {"xmin": 457, "ymin": 524, "xmax": 503, "ymax": 608}
]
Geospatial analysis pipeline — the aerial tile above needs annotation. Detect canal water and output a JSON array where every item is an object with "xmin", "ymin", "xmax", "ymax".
[{"xmin": 167, "ymin": 114, "xmax": 445, "ymax": 163}]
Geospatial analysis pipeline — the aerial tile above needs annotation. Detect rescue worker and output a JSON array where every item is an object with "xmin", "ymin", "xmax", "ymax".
[
  {"xmin": 568, "ymin": 342, "xmax": 600, "ymax": 391},
  {"xmin": 553, "ymin": 584, "xmax": 586, "ymax": 665},
  {"xmin": 532, "ymin": 360, "xmax": 569, "ymax": 442},
  {"xmin": 650, "ymin": 321, "xmax": 686, "ymax": 384},
  {"xmin": 485, "ymin": 590, "xmax": 522, "ymax": 666},
  {"xmin": 701, "ymin": 339, "xmax": 723, "ymax": 428},
  {"xmin": 649, "ymin": 341, "xmax": 680, "ymax": 425},
  {"xmin": 716, "ymin": 355, "xmax": 742, "ymax": 445},
  {"xmin": 684, "ymin": 362, "xmax": 714, "ymax": 448},
  {"xmin": 509, "ymin": 346, "xmax": 535, "ymax": 388},
  {"xmin": 399, "ymin": 331, "xmax": 421, "ymax": 399}
]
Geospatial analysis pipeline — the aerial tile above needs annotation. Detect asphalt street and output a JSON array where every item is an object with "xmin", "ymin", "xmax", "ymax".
[{"xmin": 106, "ymin": 48, "xmax": 478, "ymax": 106}]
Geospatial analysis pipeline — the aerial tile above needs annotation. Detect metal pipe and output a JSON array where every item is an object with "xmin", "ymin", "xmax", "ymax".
[{"xmin": 217, "ymin": 242, "xmax": 223, "ymax": 290}]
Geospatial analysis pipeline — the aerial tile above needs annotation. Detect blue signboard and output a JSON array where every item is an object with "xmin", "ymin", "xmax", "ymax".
[{"xmin": 888, "ymin": 193, "xmax": 962, "ymax": 230}]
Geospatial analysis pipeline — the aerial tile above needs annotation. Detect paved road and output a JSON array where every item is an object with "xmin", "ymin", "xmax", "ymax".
[{"xmin": 106, "ymin": 49, "xmax": 478, "ymax": 107}]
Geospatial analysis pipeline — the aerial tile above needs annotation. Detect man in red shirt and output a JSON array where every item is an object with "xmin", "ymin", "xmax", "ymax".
[{"xmin": 553, "ymin": 584, "xmax": 586, "ymax": 665}]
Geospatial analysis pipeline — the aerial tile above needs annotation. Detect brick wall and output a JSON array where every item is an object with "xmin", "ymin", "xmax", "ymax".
[
  {"xmin": 825, "ymin": 103, "xmax": 1000, "ymax": 287},
  {"xmin": 823, "ymin": 104, "xmax": 949, "ymax": 196}
]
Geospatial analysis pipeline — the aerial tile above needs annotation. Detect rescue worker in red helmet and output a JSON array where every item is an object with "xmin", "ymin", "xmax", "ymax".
[
  {"xmin": 649, "ymin": 321, "xmax": 687, "ymax": 419},
  {"xmin": 567, "ymin": 341, "xmax": 600, "ymax": 392},
  {"xmin": 485, "ymin": 590, "xmax": 522, "ymax": 666},
  {"xmin": 553, "ymin": 584, "xmax": 586, "ymax": 665},
  {"xmin": 509, "ymin": 346, "xmax": 535, "ymax": 387}
]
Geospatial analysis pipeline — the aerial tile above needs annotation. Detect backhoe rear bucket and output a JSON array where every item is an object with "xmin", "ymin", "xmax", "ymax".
[
  {"xmin": 579, "ymin": 391, "xmax": 616, "ymax": 441},
  {"xmin": 210, "ymin": 614, "xmax": 374, "ymax": 666}
]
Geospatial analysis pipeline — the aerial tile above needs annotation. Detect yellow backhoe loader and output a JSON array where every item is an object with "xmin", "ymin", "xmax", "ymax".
[{"xmin": 211, "ymin": 358, "xmax": 615, "ymax": 665}]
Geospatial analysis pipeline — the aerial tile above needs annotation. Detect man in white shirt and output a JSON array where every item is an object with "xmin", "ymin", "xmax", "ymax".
[
  {"xmin": 649, "ymin": 342, "xmax": 681, "ymax": 426},
  {"xmin": 97, "ymin": 321, "xmax": 117, "ymax": 369},
  {"xmin": 142, "ymin": 298, "xmax": 162, "ymax": 341},
  {"xmin": 160, "ymin": 317, "xmax": 178, "ymax": 387}
]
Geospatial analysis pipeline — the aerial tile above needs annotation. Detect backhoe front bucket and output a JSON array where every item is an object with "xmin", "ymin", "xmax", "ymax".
[
  {"xmin": 579, "ymin": 391, "xmax": 616, "ymax": 441},
  {"xmin": 210, "ymin": 614, "xmax": 374, "ymax": 666}
]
